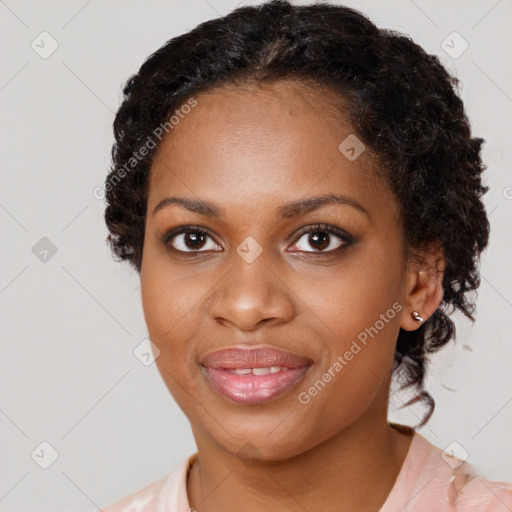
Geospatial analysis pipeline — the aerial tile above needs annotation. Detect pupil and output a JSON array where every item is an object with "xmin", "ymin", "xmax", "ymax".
[
  {"xmin": 310, "ymin": 231, "xmax": 329, "ymax": 251},
  {"xmin": 185, "ymin": 231, "xmax": 206, "ymax": 250}
]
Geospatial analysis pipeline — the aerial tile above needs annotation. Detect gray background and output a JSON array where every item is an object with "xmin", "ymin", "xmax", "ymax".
[{"xmin": 1, "ymin": 0, "xmax": 511, "ymax": 510}]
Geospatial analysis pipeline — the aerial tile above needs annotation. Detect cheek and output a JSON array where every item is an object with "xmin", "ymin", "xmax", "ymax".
[
  {"xmin": 290, "ymin": 246, "xmax": 402, "ymax": 408},
  {"xmin": 140, "ymin": 252, "xmax": 225, "ymax": 392},
  {"xmin": 294, "ymin": 307, "xmax": 400, "ymax": 444},
  {"xmin": 140, "ymin": 264, "xmax": 208, "ymax": 417},
  {"xmin": 289, "ymin": 243, "xmax": 403, "ymax": 345},
  {"xmin": 140, "ymin": 245, "xmax": 209, "ymax": 342},
  {"xmin": 140, "ymin": 259, "xmax": 191, "ymax": 367}
]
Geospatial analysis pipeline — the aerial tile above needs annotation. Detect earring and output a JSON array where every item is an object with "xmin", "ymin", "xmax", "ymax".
[{"xmin": 411, "ymin": 311, "xmax": 424, "ymax": 322}]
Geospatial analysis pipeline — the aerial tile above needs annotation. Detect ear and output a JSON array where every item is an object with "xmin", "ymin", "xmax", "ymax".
[{"xmin": 399, "ymin": 242, "xmax": 445, "ymax": 332}]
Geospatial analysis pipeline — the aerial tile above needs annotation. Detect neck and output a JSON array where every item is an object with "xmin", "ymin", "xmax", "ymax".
[{"xmin": 187, "ymin": 417, "xmax": 415, "ymax": 512}]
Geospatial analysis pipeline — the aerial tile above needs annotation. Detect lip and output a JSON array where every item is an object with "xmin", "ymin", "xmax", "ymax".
[{"xmin": 200, "ymin": 346, "xmax": 313, "ymax": 405}]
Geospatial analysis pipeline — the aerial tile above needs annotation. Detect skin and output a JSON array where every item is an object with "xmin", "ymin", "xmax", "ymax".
[{"xmin": 140, "ymin": 80, "xmax": 445, "ymax": 512}]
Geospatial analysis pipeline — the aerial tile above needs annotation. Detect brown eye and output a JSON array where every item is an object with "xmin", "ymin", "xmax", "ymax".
[
  {"xmin": 162, "ymin": 227, "xmax": 222, "ymax": 253},
  {"xmin": 289, "ymin": 224, "xmax": 353, "ymax": 254}
]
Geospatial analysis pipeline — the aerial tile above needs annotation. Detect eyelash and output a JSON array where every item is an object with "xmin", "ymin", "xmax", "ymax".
[{"xmin": 158, "ymin": 223, "xmax": 355, "ymax": 257}]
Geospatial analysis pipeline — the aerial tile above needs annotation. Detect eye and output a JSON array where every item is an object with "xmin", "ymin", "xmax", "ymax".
[
  {"xmin": 289, "ymin": 223, "xmax": 353, "ymax": 254},
  {"xmin": 159, "ymin": 223, "xmax": 354, "ymax": 256},
  {"xmin": 160, "ymin": 226, "xmax": 222, "ymax": 254}
]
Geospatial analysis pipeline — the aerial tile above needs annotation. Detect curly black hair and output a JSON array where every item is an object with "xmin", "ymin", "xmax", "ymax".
[{"xmin": 103, "ymin": 0, "xmax": 490, "ymax": 428}]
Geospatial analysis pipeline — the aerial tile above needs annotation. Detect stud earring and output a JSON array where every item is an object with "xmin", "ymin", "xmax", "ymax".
[{"xmin": 411, "ymin": 311, "xmax": 424, "ymax": 322}]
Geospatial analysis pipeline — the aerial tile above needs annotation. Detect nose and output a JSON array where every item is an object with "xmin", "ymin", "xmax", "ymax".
[{"xmin": 208, "ymin": 250, "xmax": 295, "ymax": 333}]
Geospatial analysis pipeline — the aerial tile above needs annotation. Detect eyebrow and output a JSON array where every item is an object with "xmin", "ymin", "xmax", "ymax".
[{"xmin": 152, "ymin": 193, "xmax": 369, "ymax": 219}]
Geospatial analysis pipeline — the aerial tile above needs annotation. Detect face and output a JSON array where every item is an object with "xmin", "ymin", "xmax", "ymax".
[{"xmin": 140, "ymin": 80, "xmax": 410, "ymax": 460}]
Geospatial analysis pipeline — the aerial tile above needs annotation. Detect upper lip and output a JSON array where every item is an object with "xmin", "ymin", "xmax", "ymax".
[{"xmin": 200, "ymin": 345, "xmax": 313, "ymax": 370}]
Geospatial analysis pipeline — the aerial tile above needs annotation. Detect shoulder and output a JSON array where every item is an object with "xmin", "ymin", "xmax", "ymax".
[
  {"xmin": 401, "ymin": 432, "xmax": 512, "ymax": 511},
  {"xmin": 440, "ymin": 443, "xmax": 512, "ymax": 511},
  {"xmin": 99, "ymin": 454, "xmax": 195, "ymax": 512},
  {"xmin": 99, "ymin": 476, "xmax": 165, "ymax": 512},
  {"xmin": 450, "ymin": 462, "xmax": 512, "ymax": 512}
]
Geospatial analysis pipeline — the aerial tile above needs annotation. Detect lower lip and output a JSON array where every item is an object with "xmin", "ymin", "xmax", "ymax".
[{"xmin": 202, "ymin": 366, "xmax": 311, "ymax": 405}]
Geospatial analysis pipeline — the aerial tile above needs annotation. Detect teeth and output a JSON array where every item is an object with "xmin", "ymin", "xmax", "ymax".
[
  {"xmin": 252, "ymin": 367, "xmax": 271, "ymax": 375},
  {"xmin": 232, "ymin": 368, "xmax": 252, "ymax": 375},
  {"xmin": 227, "ymin": 367, "xmax": 287, "ymax": 375}
]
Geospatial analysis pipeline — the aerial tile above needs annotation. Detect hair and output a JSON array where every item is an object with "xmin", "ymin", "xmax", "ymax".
[{"xmin": 104, "ymin": 0, "xmax": 490, "ymax": 427}]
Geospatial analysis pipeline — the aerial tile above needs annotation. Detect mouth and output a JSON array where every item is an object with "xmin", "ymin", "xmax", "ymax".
[{"xmin": 200, "ymin": 346, "xmax": 313, "ymax": 405}]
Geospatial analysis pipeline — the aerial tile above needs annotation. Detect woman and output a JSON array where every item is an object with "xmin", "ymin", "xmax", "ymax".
[{"xmin": 100, "ymin": 0, "xmax": 512, "ymax": 510}]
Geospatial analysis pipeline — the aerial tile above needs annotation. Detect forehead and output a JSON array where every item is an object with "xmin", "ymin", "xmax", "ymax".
[{"xmin": 147, "ymin": 80, "xmax": 389, "ymax": 218}]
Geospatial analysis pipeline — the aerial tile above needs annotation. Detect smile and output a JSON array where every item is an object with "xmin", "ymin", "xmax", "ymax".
[{"xmin": 200, "ymin": 346, "xmax": 313, "ymax": 405}]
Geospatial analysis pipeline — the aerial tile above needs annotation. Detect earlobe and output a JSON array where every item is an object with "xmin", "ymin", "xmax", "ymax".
[{"xmin": 400, "ymin": 245, "xmax": 445, "ymax": 332}]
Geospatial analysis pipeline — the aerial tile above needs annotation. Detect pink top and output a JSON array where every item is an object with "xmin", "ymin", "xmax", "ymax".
[{"xmin": 100, "ymin": 430, "xmax": 512, "ymax": 511}]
